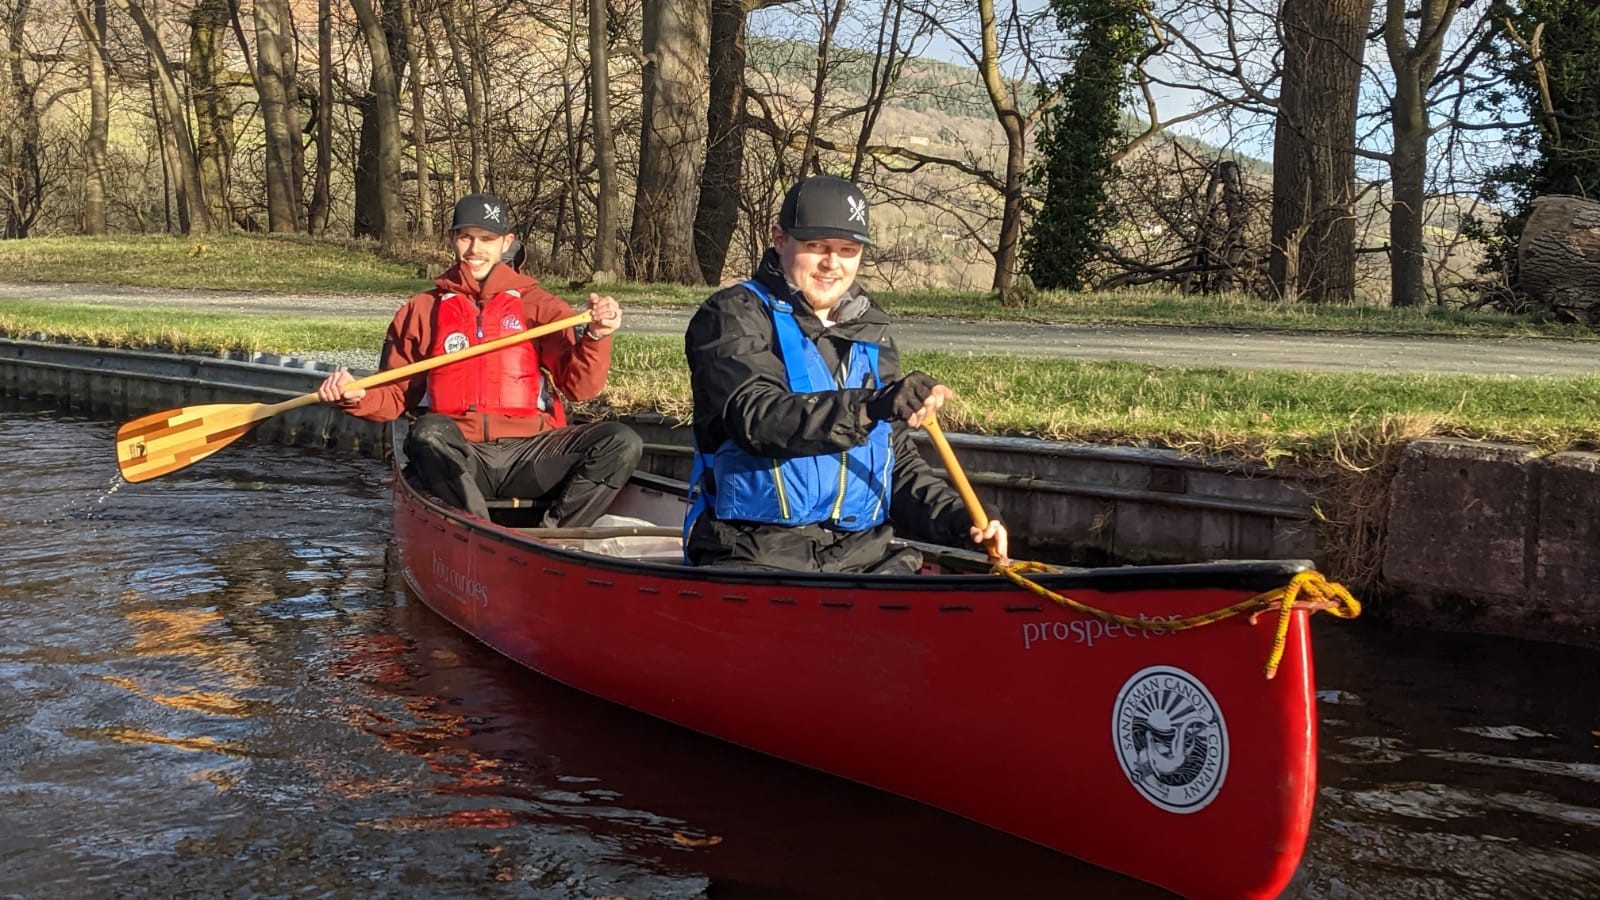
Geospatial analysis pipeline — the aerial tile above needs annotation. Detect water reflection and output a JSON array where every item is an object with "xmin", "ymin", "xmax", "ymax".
[
  {"xmin": 3, "ymin": 405, "xmax": 1598, "ymax": 899},
  {"xmin": 1290, "ymin": 620, "xmax": 1600, "ymax": 898}
]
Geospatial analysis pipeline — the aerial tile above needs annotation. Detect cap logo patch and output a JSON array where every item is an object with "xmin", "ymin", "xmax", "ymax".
[
  {"xmin": 847, "ymin": 195, "xmax": 868, "ymax": 226},
  {"xmin": 482, "ymin": 202, "xmax": 503, "ymax": 224}
]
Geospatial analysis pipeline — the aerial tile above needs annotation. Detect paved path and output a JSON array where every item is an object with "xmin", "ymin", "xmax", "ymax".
[{"xmin": 4, "ymin": 282, "xmax": 1596, "ymax": 377}]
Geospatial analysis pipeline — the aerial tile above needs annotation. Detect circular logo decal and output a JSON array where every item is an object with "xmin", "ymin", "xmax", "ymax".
[
  {"xmin": 1112, "ymin": 665, "xmax": 1228, "ymax": 814},
  {"xmin": 443, "ymin": 331, "xmax": 470, "ymax": 353}
]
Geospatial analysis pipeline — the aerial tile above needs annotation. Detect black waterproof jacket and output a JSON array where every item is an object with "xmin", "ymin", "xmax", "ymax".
[{"xmin": 682, "ymin": 249, "xmax": 974, "ymax": 572}]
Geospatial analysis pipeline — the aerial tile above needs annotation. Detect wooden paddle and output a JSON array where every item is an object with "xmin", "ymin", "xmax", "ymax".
[
  {"xmin": 922, "ymin": 413, "xmax": 1001, "ymax": 561},
  {"xmin": 115, "ymin": 310, "xmax": 593, "ymax": 483}
]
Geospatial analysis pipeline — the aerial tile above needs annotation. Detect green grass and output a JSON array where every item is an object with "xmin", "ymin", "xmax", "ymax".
[
  {"xmin": 0, "ymin": 234, "xmax": 430, "ymax": 294},
  {"xmin": 600, "ymin": 336, "xmax": 1600, "ymax": 464},
  {"xmin": 7, "ymin": 300, "xmax": 1595, "ymax": 462},
  {"xmin": 0, "ymin": 300, "xmax": 385, "ymax": 353},
  {"xmin": 1, "ymin": 233, "xmax": 1591, "ymax": 339}
]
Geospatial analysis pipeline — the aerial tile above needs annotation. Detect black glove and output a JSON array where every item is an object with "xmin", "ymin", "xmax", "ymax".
[{"xmin": 864, "ymin": 372, "xmax": 938, "ymax": 423}]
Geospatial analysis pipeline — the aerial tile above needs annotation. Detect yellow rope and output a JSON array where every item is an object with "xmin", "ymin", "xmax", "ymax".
[{"xmin": 994, "ymin": 564, "xmax": 1361, "ymax": 679}]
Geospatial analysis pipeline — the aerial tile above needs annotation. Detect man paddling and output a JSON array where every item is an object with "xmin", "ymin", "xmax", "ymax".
[
  {"xmin": 317, "ymin": 192, "xmax": 641, "ymax": 525},
  {"xmin": 682, "ymin": 174, "xmax": 1008, "ymax": 572}
]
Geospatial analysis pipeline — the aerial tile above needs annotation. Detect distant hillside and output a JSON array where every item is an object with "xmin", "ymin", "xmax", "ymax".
[
  {"xmin": 748, "ymin": 37, "xmax": 1016, "ymax": 120},
  {"xmin": 749, "ymin": 37, "xmax": 1270, "ymax": 172},
  {"xmin": 739, "ymin": 37, "xmax": 1503, "ymax": 301}
]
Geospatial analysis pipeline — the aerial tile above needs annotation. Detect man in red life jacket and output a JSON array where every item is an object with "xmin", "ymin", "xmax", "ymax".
[{"xmin": 317, "ymin": 192, "xmax": 642, "ymax": 525}]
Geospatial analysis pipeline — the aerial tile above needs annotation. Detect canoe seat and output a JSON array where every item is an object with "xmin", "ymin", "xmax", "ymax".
[{"xmin": 520, "ymin": 514, "xmax": 684, "ymax": 562}]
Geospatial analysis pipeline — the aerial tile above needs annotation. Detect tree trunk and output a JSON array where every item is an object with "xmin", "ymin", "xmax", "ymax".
[
  {"xmin": 2, "ymin": 0, "xmax": 42, "ymax": 238},
  {"xmin": 75, "ymin": 0, "xmax": 109, "ymax": 235},
  {"xmin": 976, "ymin": 0, "xmax": 1025, "ymax": 294},
  {"xmin": 628, "ymin": 0, "xmax": 710, "ymax": 284},
  {"xmin": 1517, "ymin": 194, "xmax": 1600, "ymax": 324},
  {"xmin": 351, "ymin": 0, "xmax": 407, "ymax": 247},
  {"xmin": 1269, "ymin": 0, "xmax": 1373, "ymax": 303},
  {"xmin": 116, "ymin": 0, "xmax": 214, "ymax": 234},
  {"xmin": 692, "ymin": 0, "xmax": 750, "ymax": 284},
  {"xmin": 309, "ymin": 0, "xmax": 332, "ymax": 234},
  {"xmin": 188, "ymin": 0, "xmax": 234, "ymax": 229},
  {"xmin": 417, "ymin": 14, "xmax": 462, "ymax": 204},
  {"xmin": 589, "ymin": 0, "xmax": 620, "ymax": 278},
  {"xmin": 1384, "ymin": 0, "xmax": 1461, "ymax": 308},
  {"xmin": 398, "ymin": 0, "xmax": 430, "ymax": 232},
  {"xmin": 254, "ymin": 0, "xmax": 299, "ymax": 231},
  {"xmin": 439, "ymin": 4, "xmax": 485, "ymax": 192}
]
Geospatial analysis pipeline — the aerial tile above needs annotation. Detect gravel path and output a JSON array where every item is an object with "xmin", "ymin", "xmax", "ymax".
[{"xmin": 4, "ymin": 281, "xmax": 1596, "ymax": 377}]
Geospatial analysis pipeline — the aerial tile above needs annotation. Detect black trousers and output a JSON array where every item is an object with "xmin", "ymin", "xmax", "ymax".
[
  {"xmin": 686, "ymin": 516, "xmax": 924, "ymax": 575},
  {"xmin": 404, "ymin": 414, "xmax": 643, "ymax": 526}
]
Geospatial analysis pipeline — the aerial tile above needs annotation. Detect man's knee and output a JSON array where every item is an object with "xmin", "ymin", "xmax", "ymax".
[
  {"xmin": 408, "ymin": 414, "xmax": 465, "ymax": 452},
  {"xmin": 580, "ymin": 422, "xmax": 643, "ymax": 482}
]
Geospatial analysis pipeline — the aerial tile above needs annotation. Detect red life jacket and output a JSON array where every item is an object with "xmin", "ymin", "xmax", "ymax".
[{"xmin": 425, "ymin": 290, "xmax": 565, "ymax": 426}]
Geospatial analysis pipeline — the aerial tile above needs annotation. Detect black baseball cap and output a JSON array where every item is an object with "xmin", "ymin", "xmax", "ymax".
[
  {"xmin": 450, "ymin": 192, "xmax": 510, "ymax": 235},
  {"xmin": 778, "ymin": 175, "xmax": 873, "ymax": 245}
]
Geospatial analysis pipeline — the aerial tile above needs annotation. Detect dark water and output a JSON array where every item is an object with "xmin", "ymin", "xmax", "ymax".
[{"xmin": 2, "ymin": 408, "xmax": 1597, "ymax": 899}]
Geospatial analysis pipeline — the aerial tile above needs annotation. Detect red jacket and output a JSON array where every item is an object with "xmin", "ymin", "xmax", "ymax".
[{"xmin": 347, "ymin": 261, "xmax": 612, "ymax": 442}]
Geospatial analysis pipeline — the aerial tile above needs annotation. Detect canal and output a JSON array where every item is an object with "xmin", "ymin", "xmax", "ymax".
[{"xmin": 2, "ymin": 407, "xmax": 1596, "ymax": 898}]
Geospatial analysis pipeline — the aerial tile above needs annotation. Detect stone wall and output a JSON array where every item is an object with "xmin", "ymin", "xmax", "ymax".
[{"xmin": 1383, "ymin": 438, "xmax": 1600, "ymax": 646}]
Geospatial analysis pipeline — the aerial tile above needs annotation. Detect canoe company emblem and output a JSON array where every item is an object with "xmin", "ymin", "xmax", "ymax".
[
  {"xmin": 1112, "ymin": 665, "xmax": 1228, "ymax": 814},
  {"xmin": 443, "ymin": 331, "xmax": 470, "ymax": 353}
]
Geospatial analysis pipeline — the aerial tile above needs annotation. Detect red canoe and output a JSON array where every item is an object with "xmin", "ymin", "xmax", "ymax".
[{"xmin": 391, "ymin": 453, "xmax": 1330, "ymax": 899}]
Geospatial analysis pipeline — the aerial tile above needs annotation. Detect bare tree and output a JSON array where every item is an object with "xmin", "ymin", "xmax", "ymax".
[
  {"xmin": 900, "ymin": 0, "xmax": 1061, "ymax": 293},
  {"xmin": 590, "ymin": 0, "xmax": 621, "ymax": 277},
  {"xmin": 255, "ymin": 0, "xmax": 301, "ymax": 231},
  {"xmin": 438, "ymin": 2, "xmax": 486, "ymax": 193},
  {"xmin": 73, "ymin": 0, "xmax": 109, "ymax": 235},
  {"xmin": 308, "ymin": 0, "xmax": 332, "ymax": 234},
  {"xmin": 629, "ymin": 0, "xmax": 709, "ymax": 283},
  {"xmin": 1382, "ymin": 0, "xmax": 1465, "ymax": 307},
  {"xmin": 397, "ymin": 0, "xmax": 430, "ymax": 232},
  {"xmin": 351, "ymin": 0, "xmax": 407, "ymax": 247},
  {"xmin": 112, "ymin": 0, "xmax": 214, "ymax": 235},
  {"xmin": 1, "ymin": 0, "xmax": 44, "ymax": 237},
  {"xmin": 1269, "ymin": 0, "xmax": 1375, "ymax": 303},
  {"xmin": 187, "ymin": 0, "xmax": 236, "ymax": 229},
  {"xmin": 694, "ymin": 0, "xmax": 794, "ymax": 283},
  {"xmin": 845, "ymin": 0, "xmax": 928, "ymax": 181}
]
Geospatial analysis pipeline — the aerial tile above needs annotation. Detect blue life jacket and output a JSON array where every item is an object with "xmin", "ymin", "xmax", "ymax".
[{"xmin": 685, "ymin": 280, "xmax": 894, "ymax": 544}]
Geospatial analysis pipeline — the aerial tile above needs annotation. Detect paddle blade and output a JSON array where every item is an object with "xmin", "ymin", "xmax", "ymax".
[{"xmin": 115, "ymin": 402, "xmax": 277, "ymax": 483}]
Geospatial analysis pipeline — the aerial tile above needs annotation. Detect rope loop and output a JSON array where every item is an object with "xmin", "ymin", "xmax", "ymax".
[{"xmin": 991, "ymin": 563, "xmax": 1361, "ymax": 679}]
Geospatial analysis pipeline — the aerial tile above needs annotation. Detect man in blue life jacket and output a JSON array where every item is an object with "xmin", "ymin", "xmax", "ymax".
[{"xmin": 682, "ymin": 174, "xmax": 1009, "ymax": 573}]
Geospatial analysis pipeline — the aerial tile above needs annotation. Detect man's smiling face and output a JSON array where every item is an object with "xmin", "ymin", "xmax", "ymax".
[
  {"xmin": 773, "ymin": 226, "xmax": 863, "ymax": 315},
  {"xmin": 453, "ymin": 226, "xmax": 514, "ymax": 281}
]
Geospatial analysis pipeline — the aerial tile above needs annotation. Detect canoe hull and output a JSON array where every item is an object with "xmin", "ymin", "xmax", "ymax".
[{"xmin": 393, "ymin": 474, "xmax": 1316, "ymax": 899}]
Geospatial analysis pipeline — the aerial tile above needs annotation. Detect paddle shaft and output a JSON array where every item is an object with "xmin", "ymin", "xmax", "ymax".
[
  {"xmin": 251, "ymin": 310, "xmax": 596, "ymax": 417},
  {"xmin": 923, "ymin": 414, "xmax": 995, "ymax": 546},
  {"xmin": 115, "ymin": 310, "xmax": 595, "ymax": 483},
  {"xmin": 350, "ymin": 309, "xmax": 592, "ymax": 393}
]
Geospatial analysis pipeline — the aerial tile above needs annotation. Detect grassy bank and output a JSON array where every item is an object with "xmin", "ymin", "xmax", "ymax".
[
  {"xmin": 5, "ymin": 300, "xmax": 1596, "ymax": 464},
  {"xmin": 0, "ymin": 233, "xmax": 1592, "ymax": 339}
]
